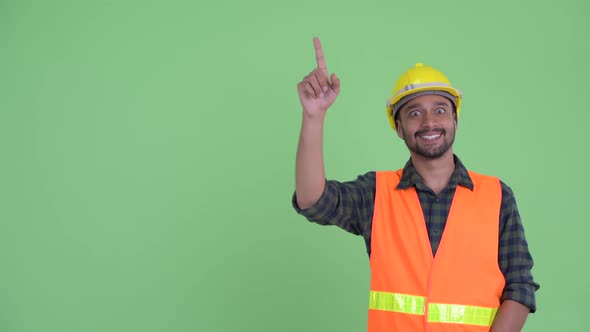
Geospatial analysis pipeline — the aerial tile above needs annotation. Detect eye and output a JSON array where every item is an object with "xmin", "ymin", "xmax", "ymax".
[
  {"xmin": 435, "ymin": 108, "xmax": 446, "ymax": 114},
  {"xmin": 409, "ymin": 110, "xmax": 421, "ymax": 117}
]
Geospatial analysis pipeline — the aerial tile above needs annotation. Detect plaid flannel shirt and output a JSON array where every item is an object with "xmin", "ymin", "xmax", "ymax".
[{"xmin": 293, "ymin": 156, "xmax": 539, "ymax": 312}]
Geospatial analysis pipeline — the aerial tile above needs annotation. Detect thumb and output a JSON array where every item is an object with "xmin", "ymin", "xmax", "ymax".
[{"xmin": 330, "ymin": 73, "xmax": 341, "ymax": 95}]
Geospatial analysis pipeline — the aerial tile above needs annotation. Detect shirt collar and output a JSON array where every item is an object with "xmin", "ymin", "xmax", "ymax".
[{"xmin": 396, "ymin": 155, "xmax": 474, "ymax": 192}]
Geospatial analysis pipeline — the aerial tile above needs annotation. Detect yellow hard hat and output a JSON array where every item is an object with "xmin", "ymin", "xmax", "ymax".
[{"xmin": 386, "ymin": 63, "xmax": 463, "ymax": 130}]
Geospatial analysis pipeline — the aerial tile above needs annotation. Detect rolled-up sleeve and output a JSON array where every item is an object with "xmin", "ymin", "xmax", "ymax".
[
  {"xmin": 498, "ymin": 182, "xmax": 540, "ymax": 312},
  {"xmin": 292, "ymin": 172, "xmax": 376, "ymax": 237}
]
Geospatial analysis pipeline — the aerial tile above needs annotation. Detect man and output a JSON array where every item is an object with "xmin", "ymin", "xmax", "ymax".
[{"xmin": 293, "ymin": 37, "xmax": 539, "ymax": 332}]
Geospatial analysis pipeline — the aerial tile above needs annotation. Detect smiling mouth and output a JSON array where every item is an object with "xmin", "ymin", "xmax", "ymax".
[{"xmin": 419, "ymin": 133, "xmax": 442, "ymax": 140}]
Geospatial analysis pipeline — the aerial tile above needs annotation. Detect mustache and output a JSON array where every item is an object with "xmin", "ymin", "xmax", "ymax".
[{"xmin": 415, "ymin": 128, "xmax": 445, "ymax": 138}]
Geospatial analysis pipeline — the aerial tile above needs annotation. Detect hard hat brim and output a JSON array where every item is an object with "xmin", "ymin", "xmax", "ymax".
[{"xmin": 386, "ymin": 86, "xmax": 463, "ymax": 130}]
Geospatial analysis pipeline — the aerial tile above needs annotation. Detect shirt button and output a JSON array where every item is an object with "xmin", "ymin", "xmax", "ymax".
[
  {"xmin": 434, "ymin": 199, "xmax": 440, "ymax": 204},
  {"xmin": 433, "ymin": 228, "xmax": 441, "ymax": 235}
]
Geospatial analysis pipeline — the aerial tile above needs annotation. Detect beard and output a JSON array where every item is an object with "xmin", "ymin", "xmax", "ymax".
[{"xmin": 401, "ymin": 127, "xmax": 455, "ymax": 159}]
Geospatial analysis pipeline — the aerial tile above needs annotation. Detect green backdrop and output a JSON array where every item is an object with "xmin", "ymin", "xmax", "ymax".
[{"xmin": 1, "ymin": 0, "xmax": 588, "ymax": 331}]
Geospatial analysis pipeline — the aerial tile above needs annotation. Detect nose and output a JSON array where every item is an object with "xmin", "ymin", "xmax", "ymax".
[{"xmin": 421, "ymin": 110, "xmax": 437, "ymax": 128}]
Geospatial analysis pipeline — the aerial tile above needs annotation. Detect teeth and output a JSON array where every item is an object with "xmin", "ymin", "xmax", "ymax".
[{"xmin": 421, "ymin": 134, "xmax": 441, "ymax": 140}]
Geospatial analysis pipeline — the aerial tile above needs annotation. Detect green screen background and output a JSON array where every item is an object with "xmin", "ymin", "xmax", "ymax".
[{"xmin": 1, "ymin": 0, "xmax": 587, "ymax": 331}]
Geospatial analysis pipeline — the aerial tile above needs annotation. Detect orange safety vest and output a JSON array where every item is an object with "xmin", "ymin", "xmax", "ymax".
[{"xmin": 368, "ymin": 170, "xmax": 505, "ymax": 332}]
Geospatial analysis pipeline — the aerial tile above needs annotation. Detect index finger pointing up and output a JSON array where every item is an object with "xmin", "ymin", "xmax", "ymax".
[{"xmin": 313, "ymin": 37, "xmax": 328, "ymax": 75}]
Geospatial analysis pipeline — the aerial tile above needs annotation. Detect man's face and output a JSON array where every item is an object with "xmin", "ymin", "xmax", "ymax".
[{"xmin": 395, "ymin": 94, "xmax": 457, "ymax": 159}]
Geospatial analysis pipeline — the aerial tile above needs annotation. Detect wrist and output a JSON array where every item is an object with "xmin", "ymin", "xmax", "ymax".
[{"xmin": 302, "ymin": 110, "xmax": 326, "ymax": 123}]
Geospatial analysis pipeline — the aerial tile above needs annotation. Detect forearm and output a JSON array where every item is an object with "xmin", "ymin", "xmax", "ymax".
[
  {"xmin": 295, "ymin": 114, "xmax": 327, "ymax": 209},
  {"xmin": 490, "ymin": 300, "xmax": 530, "ymax": 332}
]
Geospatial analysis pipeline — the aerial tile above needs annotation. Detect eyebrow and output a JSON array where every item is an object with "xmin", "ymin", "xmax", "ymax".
[
  {"xmin": 404, "ymin": 100, "xmax": 452, "ymax": 111},
  {"xmin": 433, "ymin": 101, "xmax": 452, "ymax": 107}
]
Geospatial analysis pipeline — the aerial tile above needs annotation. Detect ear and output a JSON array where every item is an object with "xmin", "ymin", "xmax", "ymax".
[{"xmin": 396, "ymin": 120, "xmax": 404, "ymax": 139}]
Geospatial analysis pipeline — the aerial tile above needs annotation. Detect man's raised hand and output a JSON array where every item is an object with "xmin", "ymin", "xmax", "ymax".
[{"xmin": 297, "ymin": 37, "xmax": 341, "ymax": 117}]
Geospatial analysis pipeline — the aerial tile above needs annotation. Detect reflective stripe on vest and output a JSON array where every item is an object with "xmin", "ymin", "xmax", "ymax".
[
  {"xmin": 369, "ymin": 291, "xmax": 498, "ymax": 327},
  {"xmin": 369, "ymin": 291, "xmax": 425, "ymax": 315}
]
